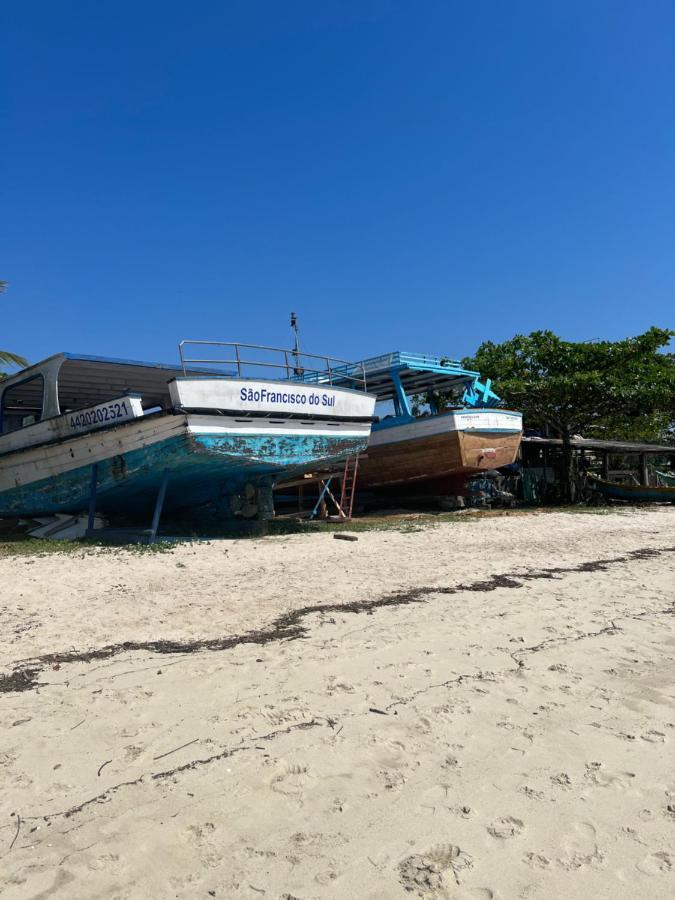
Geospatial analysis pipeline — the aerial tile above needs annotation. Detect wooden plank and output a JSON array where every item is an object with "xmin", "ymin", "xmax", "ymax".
[
  {"xmin": 359, "ymin": 430, "xmax": 521, "ymax": 488},
  {"xmin": 0, "ymin": 414, "xmax": 185, "ymax": 492}
]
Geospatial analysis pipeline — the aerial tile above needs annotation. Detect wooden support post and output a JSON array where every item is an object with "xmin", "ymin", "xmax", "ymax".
[
  {"xmin": 149, "ymin": 469, "xmax": 170, "ymax": 543},
  {"xmin": 87, "ymin": 463, "xmax": 98, "ymax": 533},
  {"xmin": 639, "ymin": 453, "xmax": 649, "ymax": 487},
  {"xmin": 602, "ymin": 451, "xmax": 609, "ymax": 480}
]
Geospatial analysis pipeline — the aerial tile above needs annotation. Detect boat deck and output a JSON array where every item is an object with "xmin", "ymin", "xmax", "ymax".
[{"xmin": 307, "ymin": 351, "xmax": 500, "ymax": 407}]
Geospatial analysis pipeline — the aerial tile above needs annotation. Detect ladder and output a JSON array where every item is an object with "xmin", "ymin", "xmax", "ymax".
[
  {"xmin": 339, "ymin": 455, "xmax": 360, "ymax": 519},
  {"xmin": 307, "ymin": 455, "xmax": 360, "ymax": 520}
]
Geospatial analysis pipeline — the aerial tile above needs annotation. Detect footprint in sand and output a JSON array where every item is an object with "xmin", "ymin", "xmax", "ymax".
[
  {"xmin": 398, "ymin": 843, "xmax": 473, "ymax": 894},
  {"xmin": 398, "ymin": 854, "xmax": 443, "ymax": 894},
  {"xmin": 184, "ymin": 822, "xmax": 222, "ymax": 869},
  {"xmin": 584, "ymin": 761, "xmax": 631, "ymax": 789},
  {"xmin": 523, "ymin": 852, "xmax": 551, "ymax": 869},
  {"xmin": 556, "ymin": 821, "xmax": 605, "ymax": 870},
  {"xmin": 270, "ymin": 763, "xmax": 310, "ymax": 803},
  {"xmin": 551, "ymin": 772, "xmax": 572, "ymax": 788},
  {"xmin": 382, "ymin": 768, "xmax": 407, "ymax": 790},
  {"xmin": 487, "ymin": 816, "xmax": 524, "ymax": 839},
  {"xmin": 519, "ymin": 786, "xmax": 545, "ymax": 801},
  {"xmin": 637, "ymin": 851, "xmax": 672, "ymax": 875},
  {"xmin": 442, "ymin": 754, "xmax": 461, "ymax": 771}
]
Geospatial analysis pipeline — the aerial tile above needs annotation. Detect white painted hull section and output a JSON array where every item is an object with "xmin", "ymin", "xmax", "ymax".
[
  {"xmin": 186, "ymin": 416, "xmax": 370, "ymax": 440},
  {"xmin": 0, "ymin": 396, "xmax": 145, "ymax": 456},
  {"xmin": 170, "ymin": 377, "xmax": 376, "ymax": 419},
  {"xmin": 370, "ymin": 410, "xmax": 522, "ymax": 448}
]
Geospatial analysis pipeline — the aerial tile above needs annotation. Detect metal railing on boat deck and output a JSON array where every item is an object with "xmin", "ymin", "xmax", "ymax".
[
  {"xmin": 178, "ymin": 341, "xmax": 368, "ymax": 391},
  {"xmin": 357, "ymin": 351, "xmax": 465, "ymax": 375}
]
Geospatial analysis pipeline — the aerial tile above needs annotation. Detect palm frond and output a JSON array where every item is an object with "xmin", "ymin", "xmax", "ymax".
[{"xmin": 0, "ymin": 349, "xmax": 28, "ymax": 368}]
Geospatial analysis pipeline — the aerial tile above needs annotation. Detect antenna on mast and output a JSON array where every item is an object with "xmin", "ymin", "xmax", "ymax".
[{"xmin": 290, "ymin": 312, "xmax": 302, "ymax": 375}]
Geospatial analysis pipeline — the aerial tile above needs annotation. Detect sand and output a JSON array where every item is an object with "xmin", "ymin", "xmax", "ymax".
[{"xmin": 0, "ymin": 508, "xmax": 674, "ymax": 899}]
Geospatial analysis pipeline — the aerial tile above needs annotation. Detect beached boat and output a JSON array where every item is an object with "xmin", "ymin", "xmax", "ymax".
[
  {"xmin": 337, "ymin": 352, "xmax": 522, "ymax": 493},
  {"xmin": 587, "ymin": 474, "xmax": 675, "ymax": 503},
  {"xmin": 0, "ymin": 343, "xmax": 375, "ymax": 520},
  {"xmin": 655, "ymin": 469, "xmax": 675, "ymax": 487}
]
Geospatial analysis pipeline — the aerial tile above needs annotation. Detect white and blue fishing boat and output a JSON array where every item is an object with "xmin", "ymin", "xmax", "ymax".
[
  {"xmin": 337, "ymin": 352, "xmax": 523, "ymax": 494},
  {"xmin": 0, "ymin": 342, "xmax": 375, "ymax": 523},
  {"xmin": 588, "ymin": 474, "xmax": 675, "ymax": 504}
]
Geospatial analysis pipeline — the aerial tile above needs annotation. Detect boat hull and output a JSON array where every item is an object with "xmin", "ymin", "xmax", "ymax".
[
  {"xmin": 0, "ymin": 413, "xmax": 371, "ymax": 518},
  {"xmin": 588, "ymin": 476, "xmax": 675, "ymax": 504},
  {"xmin": 360, "ymin": 409, "xmax": 522, "ymax": 491}
]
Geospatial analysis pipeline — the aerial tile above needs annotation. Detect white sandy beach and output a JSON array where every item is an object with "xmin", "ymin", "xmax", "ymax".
[{"xmin": 1, "ymin": 508, "xmax": 674, "ymax": 899}]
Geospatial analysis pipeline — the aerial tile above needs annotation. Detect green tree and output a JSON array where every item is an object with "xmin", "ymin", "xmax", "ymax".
[
  {"xmin": 463, "ymin": 328, "xmax": 675, "ymax": 500},
  {"xmin": 0, "ymin": 281, "xmax": 28, "ymax": 370}
]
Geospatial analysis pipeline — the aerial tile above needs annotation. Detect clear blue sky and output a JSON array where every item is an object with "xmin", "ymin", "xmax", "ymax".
[{"xmin": 2, "ymin": 1, "xmax": 673, "ymax": 367}]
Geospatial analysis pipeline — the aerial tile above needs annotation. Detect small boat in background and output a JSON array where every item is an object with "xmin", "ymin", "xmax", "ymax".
[
  {"xmin": 588, "ymin": 474, "xmax": 675, "ymax": 503},
  {"xmin": 0, "ymin": 342, "xmax": 375, "ymax": 522},
  {"xmin": 656, "ymin": 469, "xmax": 675, "ymax": 487},
  {"xmin": 334, "ymin": 352, "xmax": 523, "ymax": 494}
]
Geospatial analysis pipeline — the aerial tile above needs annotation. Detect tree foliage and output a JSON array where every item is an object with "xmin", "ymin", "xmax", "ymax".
[
  {"xmin": 462, "ymin": 327, "xmax": 675, "ymax": 445},
  {"xmin": 0, "ymin": 280, "xmax": 29, "ymax": 371}
]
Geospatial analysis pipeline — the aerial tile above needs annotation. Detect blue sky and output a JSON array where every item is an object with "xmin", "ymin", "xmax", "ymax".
[{"xmin": 2, "ymin": 1, "xmax": 673, "ymax": 368}]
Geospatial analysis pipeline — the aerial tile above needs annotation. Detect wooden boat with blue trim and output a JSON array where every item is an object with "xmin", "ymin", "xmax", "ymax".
[
  {"xmin": 588, "ymin": 474, "xmax": 675, "ymax": 503},
  {"xmin": 345, "ymin": 352, "xmax": 523, "ymax": 493},
  {"xmin": 0, "ymin": 342, "xmax": 375, "ymax": 520}
]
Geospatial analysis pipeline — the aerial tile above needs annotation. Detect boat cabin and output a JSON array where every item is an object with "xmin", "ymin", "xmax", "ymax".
[
  {"xmin": 0, "ymin": 352, "xmax": 227, "ymax": 456},
  {"xmin": 0, "ymin": 353, "xmax": 195, "ymax": 432},
  {"xmin": 352, "ymin": 351, "xmax": 502, "ymax": 426},
  {"xmin": 0, "ymin": 343, "xmax": 371, "ymax": 457}
]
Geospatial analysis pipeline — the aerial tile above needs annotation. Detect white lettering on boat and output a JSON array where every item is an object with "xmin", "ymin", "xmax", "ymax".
[{"xmin": 67, "ymin": 396, "xmax": 143, "ymax": 433}]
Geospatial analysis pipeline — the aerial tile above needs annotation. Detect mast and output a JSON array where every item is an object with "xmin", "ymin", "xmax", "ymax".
[{"xmin": 290, "ymin": 312, "xmax": 302, "ymax": 375}]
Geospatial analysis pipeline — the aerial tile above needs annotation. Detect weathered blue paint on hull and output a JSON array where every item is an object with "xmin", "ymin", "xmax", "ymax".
[
  {"xmin": 0, "ymin": 430, "xmax": 366, "ymax": 518},
  {"xmin": 589, "ymin": 476, "xmax": 675, "ymax": 504}
]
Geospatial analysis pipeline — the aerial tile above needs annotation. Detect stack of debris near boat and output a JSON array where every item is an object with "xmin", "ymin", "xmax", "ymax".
[{"xmin": 0, "ymin": 342, "xmax": 376, "ymax": 534}]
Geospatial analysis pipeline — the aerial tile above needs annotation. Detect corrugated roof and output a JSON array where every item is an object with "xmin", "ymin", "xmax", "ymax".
[
  {"xmin": 347, "ymin": 351, "xmax": 480, "ymax": 402},
  {"xmin": 0, "ymin": 353, "xmax": 230, "ymax": 412},
  {"xmin": 522, "ymin": 436, "xmax": 675, "ymax": 454}
]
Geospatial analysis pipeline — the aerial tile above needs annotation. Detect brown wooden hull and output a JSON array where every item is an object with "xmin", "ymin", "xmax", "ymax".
[{"xmin": 359, "ymin": 429, "xmax": 522, "ymax": 490}]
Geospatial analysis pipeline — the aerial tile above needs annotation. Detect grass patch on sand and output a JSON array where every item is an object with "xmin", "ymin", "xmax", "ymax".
[
  {"xmin": 155, "ymin": 507, "xmax": 545, "ymax": 539},
  {"xmin": 0, "ymin": 509, "xmax": 506, "ymax": 554},
  {"xmin": 0, "ymin": 518, "xmax": 181, "ymax": 557},
  {"xmin": 0, "ymin": 505, "xmax": 645, "ymax": 556},
  {"xmin": 0, "ymin": 537, "xmax": 179, "ymax": 558}
]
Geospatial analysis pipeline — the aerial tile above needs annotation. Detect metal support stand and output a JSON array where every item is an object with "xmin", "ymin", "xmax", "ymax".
[
  {"xmin": 84, "ymin": 467, "xmax": 171, "ymax": 544},
  {"xmin": 308, "ymin": 476, "xmax": 348, "ymax": 520},
  {"xmin": 149, "ymin": 469, "xmax": 170, "ymax": 543},
  {"xmin": 310, "ymin": 478, "xmax": 334, "ymax": 520},
  {"xmin": 87, "ymin": 463, "xmax": 99, "ymax": 533}
]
